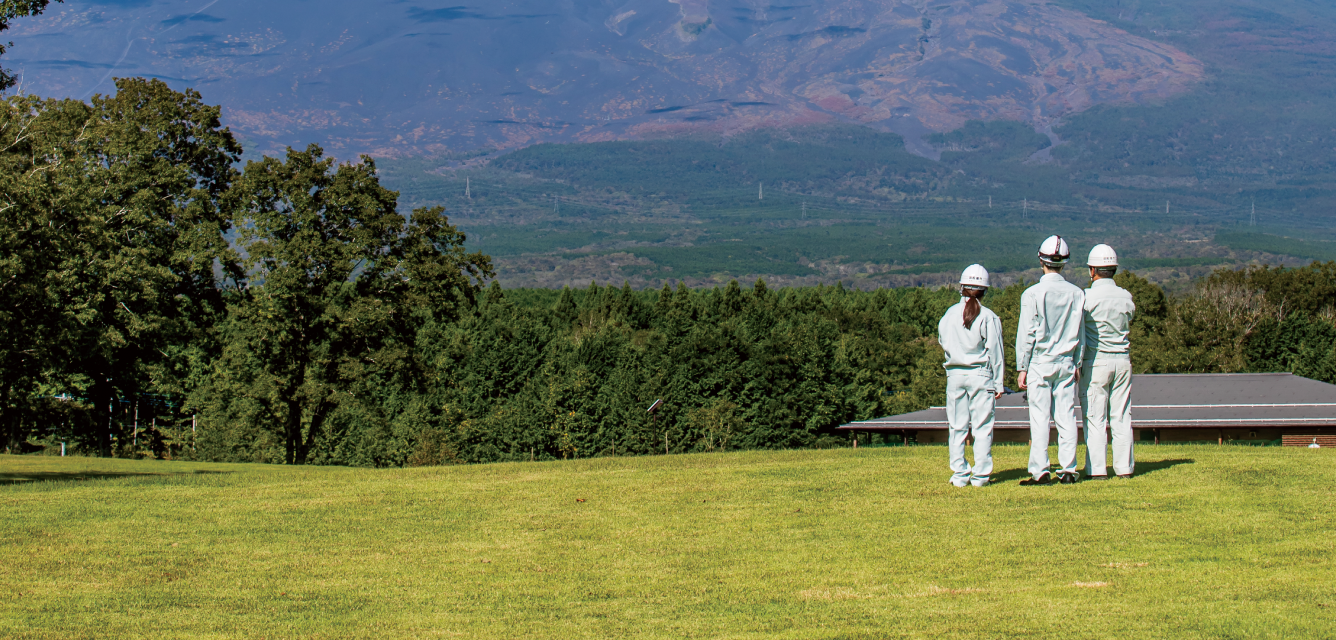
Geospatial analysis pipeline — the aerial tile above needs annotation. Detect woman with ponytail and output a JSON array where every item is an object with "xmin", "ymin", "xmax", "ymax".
[{"xmin": 936, "ymin": 264, "xmax": 1005, "ymax": 487}]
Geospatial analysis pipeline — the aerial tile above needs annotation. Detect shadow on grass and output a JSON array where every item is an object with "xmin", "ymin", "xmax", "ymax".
[
  {"xmin": 991, "ymin": 458, "xmax": 1195, "ymax": 483},
  {"xmin": 0, "ymin": 469, "xmax": 230, "ymax": 486}
]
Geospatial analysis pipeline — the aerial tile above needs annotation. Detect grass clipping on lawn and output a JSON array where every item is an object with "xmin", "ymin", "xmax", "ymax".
[{"xmin": 0, "ymin": 446, "xmax": 1333, "ymax": 639}]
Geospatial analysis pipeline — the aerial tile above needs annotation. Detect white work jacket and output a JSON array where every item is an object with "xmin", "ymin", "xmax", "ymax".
[
  {"xmin": 1083, "ymin": 278, "xmax": 1136, "ymax": 361},
  {"xmin": 938, "ymin": 298, "xmax": 1005, "ymax": 392},
  {"xmin": 1016, "ymin": 273, "xmax": 1085, "ymax": 370}
]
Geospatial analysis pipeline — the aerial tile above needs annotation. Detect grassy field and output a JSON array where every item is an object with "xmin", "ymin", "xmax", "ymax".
[{"xmin": 1, "ymin": 446, "xmax": 1332, "ymax": 639}]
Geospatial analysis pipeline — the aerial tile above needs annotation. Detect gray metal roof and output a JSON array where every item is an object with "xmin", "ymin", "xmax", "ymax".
[{"xmin": 838, "ymin": 373, "xmax": 1336, "ymax": 430}]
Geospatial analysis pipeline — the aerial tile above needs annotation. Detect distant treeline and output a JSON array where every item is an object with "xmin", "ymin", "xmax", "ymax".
[
  {"xmin": 328, "ymin": 264, "xmax": 1331, "ymax": 467},
  {"xmin": 4, "ymin": 80, "xmax": 1335, "ymax": 466}
]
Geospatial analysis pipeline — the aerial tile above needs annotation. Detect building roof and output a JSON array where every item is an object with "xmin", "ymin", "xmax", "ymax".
[{"xmin": 838, "ymin": 373, "xmax": 1336, "ymax": 431}]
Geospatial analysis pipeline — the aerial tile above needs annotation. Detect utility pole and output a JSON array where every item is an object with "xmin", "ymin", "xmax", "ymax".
[
  {"xmin": 1023, "ymin": 198, "xmax": 1027, "ymax": 219},
  {"xmin": 989, "ymin": 195, "xmax": 992, "ymax": 209},
  {"xmin": 1251, "ymin": 200, "xmax": 1256, "ymax": 227},
  {"xmin": 1166, "ymin": 200, "xmax": 1170, "ymax": 215},
  {"xmin": 759, "ymin": 182, "xmax": 764, "ymax": 201},
  {"xmin": 465, "ymin": 177, "xmax": 471, "ymax": 199}
]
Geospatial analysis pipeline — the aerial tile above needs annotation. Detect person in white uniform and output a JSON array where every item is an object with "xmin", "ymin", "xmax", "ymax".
[
  {"xmin": 1016, "ymin": 236, "xmax": 1085, "ymax": 485},
  {"xmin": 1080, "ymin": 244, "xmax": 1137, "ymax": 479},
  {"xmin": 937, "ymin": 265, "xmax": 1005, "ymax": 487}
]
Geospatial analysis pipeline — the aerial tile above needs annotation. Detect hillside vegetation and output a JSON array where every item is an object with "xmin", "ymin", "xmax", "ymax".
[
  {"xmin": 380, "ymin": 0, "xmax": 1336, "ymax": 288},
  {"xmin": 2, "ymin": 447, "xmax": 1333, "ymax": 638},
  {"xmin": 382, "ymin": 120, "xmax": 1336, "ymax": 288}
]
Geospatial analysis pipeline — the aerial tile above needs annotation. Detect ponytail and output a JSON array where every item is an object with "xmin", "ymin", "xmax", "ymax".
[{"xmin": 962, "ymin": 287, "xmax": 986, "ymax": 330}]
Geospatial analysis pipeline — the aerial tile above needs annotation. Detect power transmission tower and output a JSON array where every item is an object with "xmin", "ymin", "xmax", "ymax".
[
  {"xmin": 801, "ymin": 202, "xmax": 806, "ymax": 219},
  {"xmin": 759, "ymin": 182, "xmax": 764, "ymax": 201},
  {"xmin": 1166, "ymin": 200, "xmax": 1170, "ymax": 215},
  {"xmin": 465, "ymin": 177, "xmax": 471, "ymax": 199},
  {"xmin": 1023, "ymin": 198, "xmax": 1027, "ymax": 219},
  {"xmin": 988, "ymin": 195, "xmax": 992, "ymax": 209},
  {"xmin": 1251, "ymin": 200, "xmax": 1256, "ymax": 227},
  {"xmin": 554, "ymin": 196, "xmax": 559, "ymax": 215}
]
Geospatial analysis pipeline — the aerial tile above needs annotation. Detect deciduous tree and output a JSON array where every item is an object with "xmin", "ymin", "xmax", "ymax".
[
  {"xmin": 0, "ymin": 78, "xmax": 239, "ymax": 453},
  {"xmin": 198, "ymin": 145, "xmax": 491, "ymax": 464}
]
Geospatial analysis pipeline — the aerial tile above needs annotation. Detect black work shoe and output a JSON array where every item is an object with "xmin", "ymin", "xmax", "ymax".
[
  {"xmin": 1086, "ymin": 474, "xmax": 1108, "ymax": 481},
  {"xmin": 1059, "ymin": 472, "xmax": 1080, "ymax": 484},
  {"xmin": 1020, "ymin": 471, "xmax": 1052, "ymax": 486},
  {"xmin": 1117, "ymin": 474, "xmax": 1133, "ymax": 479}
]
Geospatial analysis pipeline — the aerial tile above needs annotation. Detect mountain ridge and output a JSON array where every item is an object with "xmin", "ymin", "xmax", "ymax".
[{"xmin": 8, "ymin": 0, "xmax": 1201, "ymax": 157}]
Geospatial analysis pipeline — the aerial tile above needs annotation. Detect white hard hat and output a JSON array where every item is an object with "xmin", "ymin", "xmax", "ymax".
[
  {"xmin": 1037, "ymin": 235, "xmax": 1070, "ymax": 265},
  {"xmin": 960, "ymin": 264, "xmax": 990, "ymax": 288},
  {"xmin": 1087, "ymin": 244, "xmax": 1118, "ymax": 267}
]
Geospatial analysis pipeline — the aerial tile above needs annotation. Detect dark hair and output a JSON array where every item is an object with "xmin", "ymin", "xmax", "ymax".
[
  {"xmin": 962, "ymin": 287, "xmax": 986, "ymax": 329},
  {"xmin": 1094, "ymin": 266, "xmax": 1117, "ymax": 278}
]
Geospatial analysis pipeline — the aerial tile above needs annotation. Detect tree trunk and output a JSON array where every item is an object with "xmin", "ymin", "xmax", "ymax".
[
  {"xmin": 297, "ymin": 400, "xmax": 331, "ymax": 466},
  {"xmin": 284, "ymin": 398, "xmax": 303, "ymax": 465},
  {"xmin": 87, "ymin": 380, "xmax": 115, "ymax": 458},
  {"xmin": 1, "ymin": 385, "xmax": 14, "ymax": 454}
]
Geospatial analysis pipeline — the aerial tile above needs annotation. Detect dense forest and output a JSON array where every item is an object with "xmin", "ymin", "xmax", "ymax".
[{"xmin": 2, "ymin": 78, "xmax": 1333, "ymax": 466}]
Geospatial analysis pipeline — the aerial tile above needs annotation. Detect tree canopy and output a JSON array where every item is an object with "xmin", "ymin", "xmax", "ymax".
[{"xmin": 0, "ymin": 1, "xmax": 62, "ymax": 89}]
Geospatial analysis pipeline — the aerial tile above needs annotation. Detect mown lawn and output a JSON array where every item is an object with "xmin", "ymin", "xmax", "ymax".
[{"xmin": 0, "ymin": 445, "xmax": 1332, "ymax": 639}]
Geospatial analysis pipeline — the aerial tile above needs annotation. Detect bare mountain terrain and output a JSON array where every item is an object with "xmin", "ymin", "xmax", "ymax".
[{"xmin": 9, "ymin": 0, "xmax": 1200, "ymax": 157}]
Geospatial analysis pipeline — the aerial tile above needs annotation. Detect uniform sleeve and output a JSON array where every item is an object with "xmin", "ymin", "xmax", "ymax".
[
  {"xmin": 987, "ymin": 312, "xmax": 1005, "ymax": 392},
  {"xmin": 1081, "ymin": 299, "xmax": 1095, "ymax": 361},
  {"xmin": 1074, "ymin": 289, "xmax": 1087, "ymax": 364},
  {"xmin": 1016, "ymin": 291, "xmax": 1036, "ymax": 372},
  {"xmin": 937, "ymin": 312, "xmax": 949, "ymax": 363}
]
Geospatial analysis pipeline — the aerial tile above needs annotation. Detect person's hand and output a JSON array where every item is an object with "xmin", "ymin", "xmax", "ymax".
[
  {"xmin": 994, "ymin": 390, "xmax": 1004, "ymax": 400},
  {"xmin": 1017, "ymin": 371, "xmax": 1028, "ymax": 390},
  {"xmin": 1074, "ymin": 367, "xmax": 1081, "ymax": 384}
]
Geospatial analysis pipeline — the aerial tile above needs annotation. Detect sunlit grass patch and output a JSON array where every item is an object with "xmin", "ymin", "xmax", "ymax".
[{"xmin": 1, "ymin": 445, "xmax": 1332, "ymax": 638}]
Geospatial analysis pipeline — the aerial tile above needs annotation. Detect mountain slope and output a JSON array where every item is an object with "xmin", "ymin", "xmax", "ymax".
[{"xmin": 8, "ymin": 0, "xmax": 1199, "ymax": 156}]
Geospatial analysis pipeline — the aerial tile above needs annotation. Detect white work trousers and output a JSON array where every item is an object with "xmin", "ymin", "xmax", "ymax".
[
  {"xmin": 1026, "ymin": 359, "xmax": 1079, "ymax": 479},
  {"xmin": 945, "ymin": 374, "xmax": 995, "ymax": 485},
  {"xmin": 1080, "ymin": 357, "xmax": 1135, "ymax": 476}
]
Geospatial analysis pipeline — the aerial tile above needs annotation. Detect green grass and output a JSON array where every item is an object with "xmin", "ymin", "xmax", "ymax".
[{"xmin": 2, "ymin": 446, "xmax": 1333, "ymax": 638}]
